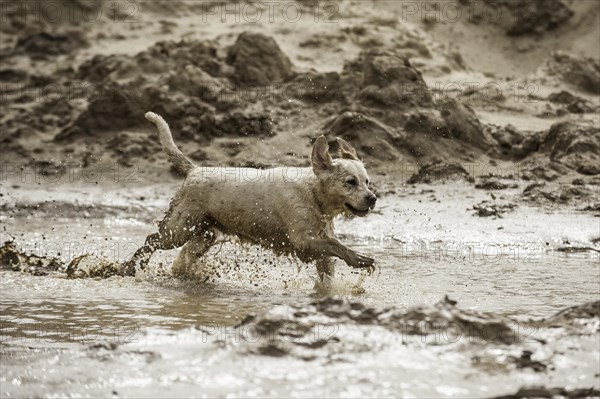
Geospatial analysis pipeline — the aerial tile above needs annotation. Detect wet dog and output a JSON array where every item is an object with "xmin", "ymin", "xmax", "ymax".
[{"xmin": 122, "ymin": 112, "xmax": 377, "ymax": 281}]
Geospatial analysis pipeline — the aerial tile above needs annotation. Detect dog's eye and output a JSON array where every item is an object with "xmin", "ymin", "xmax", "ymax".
[{"xmin": 346, "ymin": 177, "xmax": 358, "ymax": 187}]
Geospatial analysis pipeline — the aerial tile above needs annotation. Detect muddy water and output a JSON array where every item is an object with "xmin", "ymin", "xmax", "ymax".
[
  {"xmin": 0, "ymin": 245, "xmax": 597, "ymax": 341},
  {"xmin": 1, "ymin": 182, "xmax": 599, "ymax": 398}
]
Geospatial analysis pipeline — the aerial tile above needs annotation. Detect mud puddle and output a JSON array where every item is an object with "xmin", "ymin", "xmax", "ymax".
[{"xmin": 1, "ymin": 182, "xmax": 599, "ymax": 398}]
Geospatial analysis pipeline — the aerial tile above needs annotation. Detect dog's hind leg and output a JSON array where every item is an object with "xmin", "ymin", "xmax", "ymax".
[
  {"xmin": 121, "ymin": 232, "xmax": 182, "ymax": 276},
  {"xmin": 121, "ymin": 233, "xmax": 158, "ymax": 276},
  {"xmin": 122, "ymin": 195, "xmax": 207, "ymax": 276},
  {"xmin": 172, "ymin": 229, "xmax": 217, "ymax": 279},
  {"xmin": 121, "ymin": 211, "xmax": 198, "ymax": 276}
]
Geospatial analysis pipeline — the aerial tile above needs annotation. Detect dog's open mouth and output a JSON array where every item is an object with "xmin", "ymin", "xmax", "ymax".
[{"xmin": 344, "ymin": 203, "xmax": 370, "ymax": 217}]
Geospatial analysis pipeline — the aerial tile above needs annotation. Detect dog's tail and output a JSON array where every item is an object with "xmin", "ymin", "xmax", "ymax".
[{"xmin": 145, "ymin": 112, "xmax": 195, "ymax": 175}]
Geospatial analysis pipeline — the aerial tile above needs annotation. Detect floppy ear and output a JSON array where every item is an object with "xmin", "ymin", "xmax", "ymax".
[
  {"xmin": 312, "ymin": 135, "xmax": 333, "ymax": 175},
  {"xmin": 336, "ymin": 137, "xmax": 359, "ymax": 160}
]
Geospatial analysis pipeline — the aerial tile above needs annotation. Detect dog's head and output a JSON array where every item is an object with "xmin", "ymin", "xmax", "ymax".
[{"xmin": 311, "ymin": 135, "xmax": 376, "ymax": 217}]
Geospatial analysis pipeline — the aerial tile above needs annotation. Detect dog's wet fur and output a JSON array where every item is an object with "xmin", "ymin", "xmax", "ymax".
[{"xmin": 122, "ymin": 112, "xmax": 377, "ymax": 281}]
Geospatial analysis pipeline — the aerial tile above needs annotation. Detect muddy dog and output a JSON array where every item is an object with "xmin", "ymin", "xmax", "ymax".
[{"xmin": 122, "ymin": 112, "xmax": 377, "ymax": 281}]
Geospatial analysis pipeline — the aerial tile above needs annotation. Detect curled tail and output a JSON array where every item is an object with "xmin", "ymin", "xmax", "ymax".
[{"xmin": 145, "ymin": 112, "xmax": 195, "ymax": 175}]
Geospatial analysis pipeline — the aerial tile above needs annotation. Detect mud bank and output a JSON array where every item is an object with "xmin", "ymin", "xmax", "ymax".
[{"xmin": 1, "ymin": 1, "xmax": 599, "ymax": 186}]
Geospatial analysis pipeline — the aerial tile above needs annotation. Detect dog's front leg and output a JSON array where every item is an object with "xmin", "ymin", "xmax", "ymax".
[
  {"xmin": 316, "ymin": 257, "xmax": 335, "ymax": 282},
  {"xmin": 299, "ymin": 237, "xmax": 374, "ymax": 270}
]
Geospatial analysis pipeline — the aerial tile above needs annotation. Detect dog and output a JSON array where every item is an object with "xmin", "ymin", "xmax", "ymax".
[{"xmin": 122, "ymin": 112, "xmax": 377, "ymax": 281}]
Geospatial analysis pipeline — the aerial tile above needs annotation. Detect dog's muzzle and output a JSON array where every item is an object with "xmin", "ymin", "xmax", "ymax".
[{"xmin": 344, "ymin": 203, "xmax": 371, "ymax": 217}]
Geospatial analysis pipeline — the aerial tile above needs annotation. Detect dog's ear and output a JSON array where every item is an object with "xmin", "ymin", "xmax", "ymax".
[
  {"xmin": 336, "ymin": 138, "xmax": 359, "ymax": 161},
  {"xmin": 312, "ymin": 135, "xmax": 333, "ymax": 175}
]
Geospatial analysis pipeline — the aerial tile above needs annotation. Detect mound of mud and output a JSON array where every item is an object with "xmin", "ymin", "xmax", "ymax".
[
  {"xmin": 226, "ymin": 32, "xmax": 294, "ymax": 86},
  {"xmin": 493, "ymin": 121, "xmax": 600, "ymax": 176},
  {"xmin": 0, "ymin": 240, "xmax": 124, "ymax": 278},
  {"xmin": 542, "ymin": 52, "xmax": 600, "ymax": 94},
  {"xmin": 65, "ymin": 40, "xmax": 229, "ymax": 136},
  {"xmin": 541, "ymin": 121, "xmax": 600, "ymax": 175},
  {"xmin": 548, "ymin": 91, "xmax": 594, "ymax": 114},
  {"xmin": 520, "ymin": 161, "xmax": 568, "ymax": 182},
  {"xmin": 322, "ymin": 111, "xmax": 407, "ymax": 162},
  {"xmin": 55, "ymin": 80, "xmax": 152, "ymax": 140},
  {"xmin": 407, "ymin": 162, "xmax": 474, "ymax": 184},
  {"xmin": 345, "ymin": 49, "xmax": 433, "ymax": 111},
  {"xmin": 200, "ymin": 296, "xmax": 600, "ymax": 360},
  {"xmin": 472, "ymin": 200, "xmax": 517, "ymax": 218},
  {"xmin": 515, "ymin": 121, "xmax": 600, "ymax": 175},
  {"xmin": 544, "ymin": 301, "xmax": 600, "ymax": 329},
  {"xmin": 0, "ymin": 1, "xmax": 109, "ymax": 57},
  {"xmin": 522, "ymin": 182, "xmax": 597, "ymax": 206},
  {"xmin": 438, "ymin": 99, "xmax": 494, "ymax": 150},
  {"xmin": 77, "ymin": 40, "xmax": 227, "ymax": 84},
  {"xmin": 489, "ymin": 124, "xmax": 530, "ymax": 156},
  {"xmin": 475, "ymin": 178, "xmax": 517, "ymax": 190},
  {"xmin": 9, "ymin": 32, "xmax": 88, "ymax": 59},
  {"xmin": 227, "ymin": 296, "xmax": 519, "ymax": 358},
  {"xmin": 464, "ymin": 0, "xmax": 573, "ymax": 36},
  {"xmin": 0, "ymin": 241, "xmax": 64, "ymax": 275},
  {"xmin": 56, "ymin": 38, "xmax": 276, "ymax": 144}
]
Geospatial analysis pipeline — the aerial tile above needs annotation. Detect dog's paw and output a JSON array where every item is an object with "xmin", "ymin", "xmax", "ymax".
[
  {"xmin": 349, "ymin": 252, "xmax": 375, "ymax": 269},
  {"xmin": 119, "ymin": 260, "xmax": 137, "ymax": 277},
  {"xmin": 365, "ymin": 264, "xmax": 376, "ymax": 276}
]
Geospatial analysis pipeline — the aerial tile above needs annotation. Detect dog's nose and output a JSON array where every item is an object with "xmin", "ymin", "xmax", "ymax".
[{"xmin": 365, "ymin": 193, "xmax": 377, "ymax": 206}]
